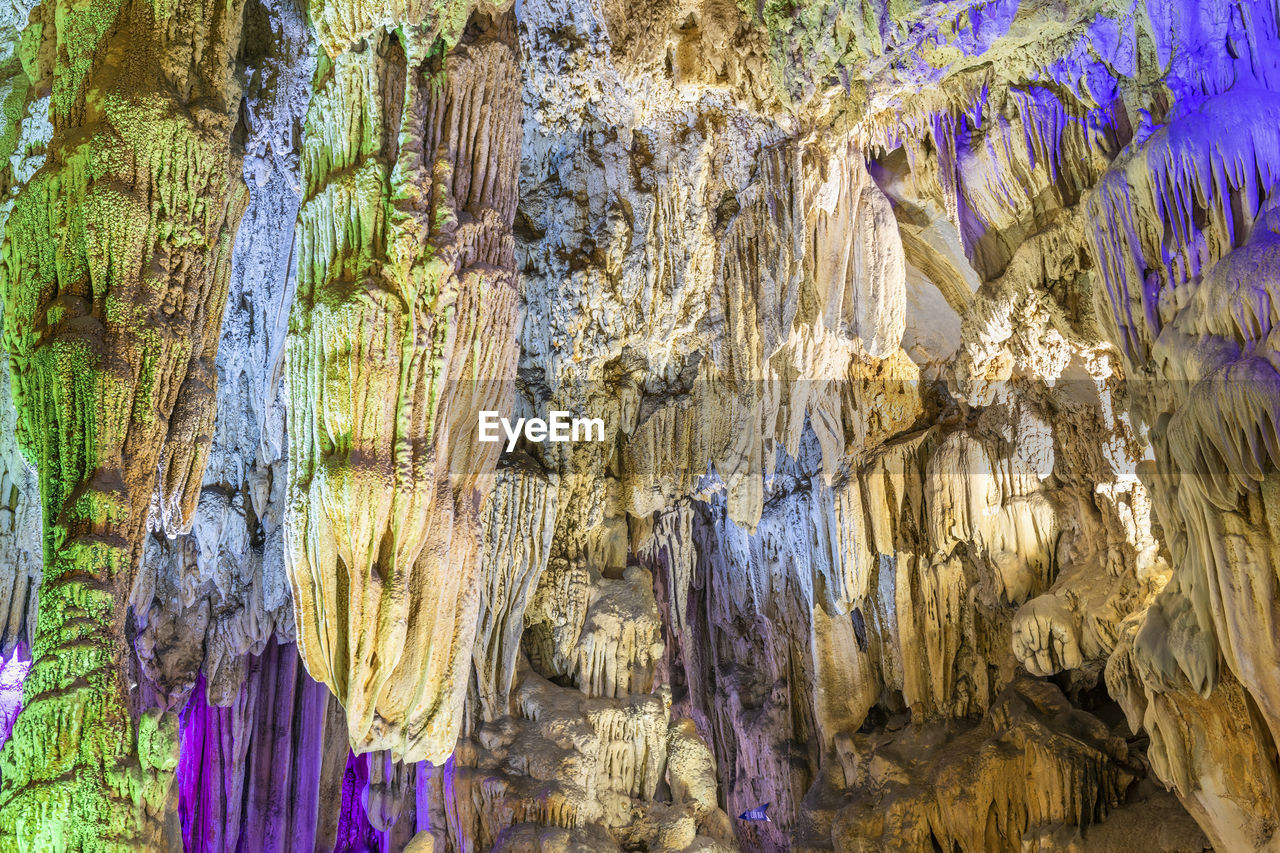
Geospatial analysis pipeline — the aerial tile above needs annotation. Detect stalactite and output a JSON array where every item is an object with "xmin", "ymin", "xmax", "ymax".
[
  {"xmin": 132, "ymin": 0, "xmax": 314, "ymax": 711},
  {"xmin": 177, "ymin": 640, "xmax": 333, "ymax": 851},
  {"xmin": 473, "ymin": 458, "xmax": 558, "ymax": 721},
  {"xmin": 1082, "ymin": 58, "xmax": 1280, "ymax": 844},
  {"xmin": 0, "ymin": 0, "xmax": 1271, "ymax": 849},
  {"xmin": 285, "ymin": 5, "xmax": 522, "ymax": 762}
]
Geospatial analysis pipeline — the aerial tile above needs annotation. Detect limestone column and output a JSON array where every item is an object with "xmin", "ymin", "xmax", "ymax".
[{"xmin": 0, "ymin": 0, "xmax": 250, "ymax": 848}]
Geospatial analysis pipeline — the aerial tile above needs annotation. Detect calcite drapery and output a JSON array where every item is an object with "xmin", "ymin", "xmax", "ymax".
[
  {"xmin": 0, "ymin": 0, "xmax": 249, "ymax": 847},
  {"xmin": 473, "ymin": 456, "xmax": 558, "ymax": 720},
  {"xmin": 178, "ymin": 640, "xmax": 335, "ymax": 852},
  {"xmin": 1087, "ymin": 84, "xmax": 1280, "ymax": 849},
  {"xmin": 285, "ymin": 5, "xmax": 522, "ymax": 762}
]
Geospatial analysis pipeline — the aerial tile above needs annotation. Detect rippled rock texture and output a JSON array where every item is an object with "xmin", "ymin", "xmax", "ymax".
[
  {"xmin": 0, "ymin": 0, "xmax": 250, "ymax": 846},
  {"xmin": 3, "ymin": 0, "xmax": 1280, "ymax": 850}
]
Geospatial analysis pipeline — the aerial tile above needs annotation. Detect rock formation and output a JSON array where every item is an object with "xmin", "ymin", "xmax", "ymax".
[
  {"xmin": 284, "ymin": 2, "xmax": 522, "ymax": 764},
  {"xmin": 132, "ymin": 0, "xmax": 311, "ymax": 714},
  {"xmin": 0, "ymin": 0, "xmax": 249, "ymax": 847},
  {"xmin": 6, "ymin": 0, "xmax": 1280, "ymax": 851}
]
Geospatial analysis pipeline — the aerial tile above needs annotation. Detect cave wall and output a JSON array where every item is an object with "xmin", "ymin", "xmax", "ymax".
[{"xmin": 0, "ymin": 0, "xmax": 1276, "ymax": 851}]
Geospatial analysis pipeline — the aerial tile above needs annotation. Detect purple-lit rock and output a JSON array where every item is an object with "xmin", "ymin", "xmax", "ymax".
[
  {"xmin": 0, "ymin": 647, "xmax": 29, "ymax": 750},
  {"xmin": 178, "ymin": 641, "xmax": 333, "ymax": 852}
]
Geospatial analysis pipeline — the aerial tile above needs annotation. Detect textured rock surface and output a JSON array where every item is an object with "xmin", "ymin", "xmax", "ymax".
[
  {"xmin": 0, "ymin": 0, "xmax": 41, "ymax": 663},
  {"xmin": 284, "ymin": 3, "xmax": 523, "ymax": 765},
  {"xmin": 1091, "ymin": 82, "xmax": 1280, "ymax": 851},
  {"xmin": 177, "ymin": 639, "xmax": 335, "ymax": 852},
  {"xmin": 3, "ymin": 0, "xmax": 1280, "ymax": 850},
  {"xmin": 132, "ymin": 0, "xmax": 312, "ymax": 714},
  {"xmin": 0, "ymin": 0, "xmax": 249, "ymax": 847}
]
